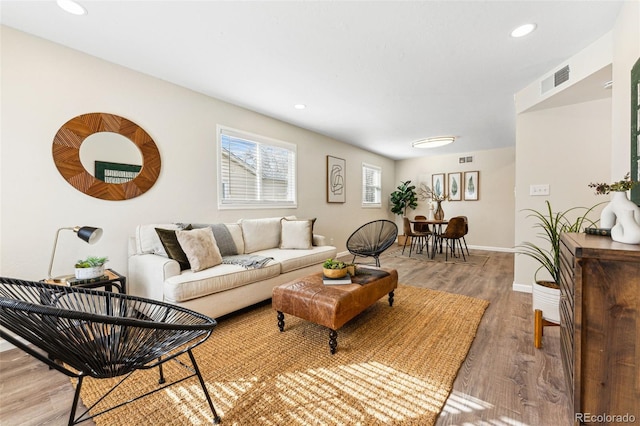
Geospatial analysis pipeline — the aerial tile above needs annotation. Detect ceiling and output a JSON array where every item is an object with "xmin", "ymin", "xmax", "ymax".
[{"xmin": 0, "ymin": 1, "xmax": 623, "ymax": 160}]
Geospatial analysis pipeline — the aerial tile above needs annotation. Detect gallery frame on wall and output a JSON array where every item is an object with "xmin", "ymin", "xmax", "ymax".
[
  {"xmin": 464, "ymin": 171, "xmax": 479, "ymax": 201},
  {"xmin": 327, "ymin": 155, "xmax": 346, "ymax": 203},
  {"xmin": 448, "ymin": 172, "xmax": 462, "ymax": 201},
  {"xmin": 431, "ymin": 173, "xmax": 446, "ymax": 199}
]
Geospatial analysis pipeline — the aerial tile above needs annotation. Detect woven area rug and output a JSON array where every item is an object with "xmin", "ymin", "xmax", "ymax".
[
  {"xmin": 76, "ymin": 285, "xmax": 489, "ymax": 425},
  {"xmin": 389, "ymin": 246, "xmax": 490, "ymax": 266}
]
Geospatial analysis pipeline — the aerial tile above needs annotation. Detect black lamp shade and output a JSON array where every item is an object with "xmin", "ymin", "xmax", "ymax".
[{"xmin": 76, "ymin": 226, "xmax": 102, "ymax": 244}]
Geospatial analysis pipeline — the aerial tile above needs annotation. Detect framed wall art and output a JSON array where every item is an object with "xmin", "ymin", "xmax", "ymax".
[
  {"xmin": 327, "ymin": 155, "xmax": 346, "ymax": 203},
  {"xmin": 464, "ymin": 171, "xmax": 479, "ymax": 201},
  {"xmin": 448, "ymin": 172, "xmax": 462, "ymax": 201},
  {"xmin": 431, "ymin": 173, "xmax": 446, "ymax": 199}
]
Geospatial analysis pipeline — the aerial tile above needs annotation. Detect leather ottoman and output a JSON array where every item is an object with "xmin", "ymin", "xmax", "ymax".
[{"xmin": 272, "ymin": 266, "xmax": 398, "ymax": 354}]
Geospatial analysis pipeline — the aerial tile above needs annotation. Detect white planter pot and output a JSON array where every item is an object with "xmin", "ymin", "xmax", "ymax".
[
  {"xmin": 532, "ymin": 280, "xmax": 560, "ymax": 324},
  {"xmin": 74, "ymin": 265, "xmax": 104, "ymax": 280},
  {"xmin": 601, "ymin": 191, "xmax": 640, "ymax": 244}
]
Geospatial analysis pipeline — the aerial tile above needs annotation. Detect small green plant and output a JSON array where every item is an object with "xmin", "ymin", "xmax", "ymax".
[
  {"xmin": 516, "ymin": 201, "xmax": 600, "ymax": 283},
  {"xmin": 588, "ymin": 173, "xmax": 638, "ymax": 194},
  {"xmin": 322, "ymin": 258, "xmax": 346, "ymax": 269},
  {"xmin": 75, "ymin": 256, "xmax": 108, "ymax": 268}
]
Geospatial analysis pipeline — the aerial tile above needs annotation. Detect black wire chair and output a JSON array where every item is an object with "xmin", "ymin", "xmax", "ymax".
[
  {"xmin": 0, "ymin": 277, "xmax": 221, "ymax": 425},
  {"xmin": 346, "ymin": 219, "xmax": 398, "ymax": 267}
]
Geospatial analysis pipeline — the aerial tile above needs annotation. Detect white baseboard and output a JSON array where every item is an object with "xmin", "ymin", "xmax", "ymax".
[{"xmin": 513, "ymin": 282, "xmax": 533, "ymax": 293}]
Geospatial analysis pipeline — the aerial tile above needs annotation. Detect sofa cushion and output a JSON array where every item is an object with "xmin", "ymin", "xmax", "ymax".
[
  {"xmin": 164, "ymin": 262, "xmax": 281, "ymax": 303},
  {"xmin": 240, "ymin": 217, "xmax": 284, "ymax": 253},
  {"xmin": 192, "ymin": 223, "xmax": 238, "ymax": 256},
  {"xmin": 155, "ymin": 225, "xmax": 193, "ymax": 270},
  {"xmin": 280, "ymin": 218, "xmax": 314, "ymax": 249},
  {"xmin": 176, "ymin": 227, "xmax": 223, "ymax": 272},
  {"xmin": 257, "ymin": 245, "xmax": 337, "ymax": 274}
]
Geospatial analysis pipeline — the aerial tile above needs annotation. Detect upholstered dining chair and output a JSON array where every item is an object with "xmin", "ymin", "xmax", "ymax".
[
  {"xmin": 459, "ymin": 215, "xmax": 470, "ymax": 255},
  {"xmin": 402, "ymin": 217, "xmax": 431, "ymax": 257},
  {"xmin": 0, "ymin": 278, "xmax": 221, "ymax": 425},
  {"xmin": 437, "ymin": 216, "xmax": 467, "ymax": 261},
  {"xmin": 346, "ymin": 219, "xmax": 398, "ymax": 267},
  {"xmin": 413, "ymin": 215, "xmax": 431, "ymax": 233}
]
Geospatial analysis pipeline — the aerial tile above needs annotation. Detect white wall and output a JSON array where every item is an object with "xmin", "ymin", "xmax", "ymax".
[
  {"xmin": 0, "ymin": 26, "xmax": 395, "ymax": 281},
  {"xmin": 394, "ymin": 146, "xmax": 515, "ymax": 250},
  {"xmin": 512, "ymin": 1, "xmax": 638, "ymax": 291},
  {"xmin": 513, "ymin": 98, "xmax": 612, "ymax": 290}
]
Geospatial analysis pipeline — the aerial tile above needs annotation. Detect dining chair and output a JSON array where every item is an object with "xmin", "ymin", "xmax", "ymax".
[
  {"xmin": 459, "ymin": 215, "xmax": 470, "ymax": 255},
  {"xmin": 437, "ymin": 216, "xmax": 467, "ymax": 261},
  {"xmin": 402, "ymin": 217, "xmax": 430, "ymax": 257}
]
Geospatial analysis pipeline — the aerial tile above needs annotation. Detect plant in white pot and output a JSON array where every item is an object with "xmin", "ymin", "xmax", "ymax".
[
  {"xmin": 517, "ymin": 201, "xmax": 600, "ymax": 348},
  {"xmin": 589, "ymin": 173, "xmax": 640, "ymax": 244},
  {"xmin": 74, "ymin": 256, "xmax": 108, "ymax": 280}
]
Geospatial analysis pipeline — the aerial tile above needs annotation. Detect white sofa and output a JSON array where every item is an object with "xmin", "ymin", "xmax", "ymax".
[{"xmin": 128, "ymin": 217, "xmax": 337, "ymax": 319}]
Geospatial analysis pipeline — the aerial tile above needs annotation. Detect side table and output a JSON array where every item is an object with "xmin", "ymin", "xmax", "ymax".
[{"xmin": 43, "ymin": 268, "xmax": 126, "ymax": 294}]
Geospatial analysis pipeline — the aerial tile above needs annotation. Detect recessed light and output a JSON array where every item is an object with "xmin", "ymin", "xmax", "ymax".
[
  {"xmin": 412, "ymin": 136, "xmax": 456, "ymax": 149},
  {"xmin": 511, "ymin": 23, "xmax": 536, "ymax": 38},
  {"xmin": 57, "ymin": 0, "xmax": 87, "ymax": 16},
  {"xmin": 294, "ymin": 104, "xmax": 306, "ymax": 110}
]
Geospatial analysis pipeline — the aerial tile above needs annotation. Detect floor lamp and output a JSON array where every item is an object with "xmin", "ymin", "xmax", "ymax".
[{"xmin": 48, "ymin": 226, "xmax": 103, "ymax": 282}]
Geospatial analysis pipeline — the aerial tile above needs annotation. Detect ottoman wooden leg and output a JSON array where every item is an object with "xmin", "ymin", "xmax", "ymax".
[
  {"xmin": 388, "ymin": 290, "xmax": 395, "ymax": 307},
  {"xmin": 277, "ymin": 311, "xmax": 285, "ymax": 332},
  {"xmin": 329, "ymin": 329, "xmax": 338, "ymax": 354}
]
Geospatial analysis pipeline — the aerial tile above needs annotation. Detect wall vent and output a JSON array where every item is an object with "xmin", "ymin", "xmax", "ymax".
[{"xmin": 540, "ymin": 65, "xmax": 571, "ymax": 94}]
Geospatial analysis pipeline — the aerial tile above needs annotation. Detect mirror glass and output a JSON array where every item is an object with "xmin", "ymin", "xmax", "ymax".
[{"xmin": 79, "ymin": 132, "xmax": 143, "ymax": 183}]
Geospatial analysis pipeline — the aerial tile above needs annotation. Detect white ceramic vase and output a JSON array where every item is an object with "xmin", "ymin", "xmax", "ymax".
[
  {"xmin": 600, "ymin": 191, "xmax": 640, "ymax": 244},
  {"xmin": 75, "ymin": 265, "xmax": 105, "ymax": 280}
]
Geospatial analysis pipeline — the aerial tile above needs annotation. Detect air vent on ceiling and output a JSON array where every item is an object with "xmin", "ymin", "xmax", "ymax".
[{"xmin": 540, "ymin": 65, "xmax": 571, "ymax": 94}]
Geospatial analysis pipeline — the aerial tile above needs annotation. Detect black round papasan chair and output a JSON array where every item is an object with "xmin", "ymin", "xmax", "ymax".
[
  {"xmin": 346, "ymin": 219, "xmax": 398, "ymax": 267},
  {"xmin": 0, "ymin": 277, "xmax": 221, "ymax": 425}
]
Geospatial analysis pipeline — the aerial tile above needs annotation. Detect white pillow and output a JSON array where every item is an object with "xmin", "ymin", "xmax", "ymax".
[
  {"xmin": 280, "ymin": 218, "xmax": 314, "ymax": 249},
  {"xmin": 240, "ymin": 217, "xmax": 283, "ymax": 253},
  {"xmin": 135, "ymin": 224, "xmax": 181, "ymax": 255},
  {"xmin": 176, "ymin": 227, "xmax": 223, "ymax": 272}
]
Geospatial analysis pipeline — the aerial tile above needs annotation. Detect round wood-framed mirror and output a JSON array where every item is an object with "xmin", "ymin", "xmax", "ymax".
[{"xmin": 52, "ymin": 113, "xmax": 161, "ymax": 200}]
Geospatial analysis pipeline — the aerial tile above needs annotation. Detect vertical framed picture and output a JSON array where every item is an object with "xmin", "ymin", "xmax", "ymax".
[
  {"xmin": 448, "ymin": 172, "xmax": 462, "ymax": 201},
  {"xmin": 464, "ymin": 171, "xmax": 480, "ymax": 201},
  {"xmin": 431, "ymin": 173, "xmax": 446, "ymax": 199},
  {"xmin": 327, "ymin": 155, "xmax": 346, "ymax": 203}
]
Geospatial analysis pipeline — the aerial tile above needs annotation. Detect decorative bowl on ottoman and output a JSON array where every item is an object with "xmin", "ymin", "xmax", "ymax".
[
  {"xmin": 75, "ymin": 256, "xmax": 108, "ymax": 279},
  {"xmin": 322, "ymin": 259, "xmax": 347, "ymax": 278}
]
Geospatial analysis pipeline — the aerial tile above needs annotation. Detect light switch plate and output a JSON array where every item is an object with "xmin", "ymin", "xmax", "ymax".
[{"xmin": 529, "ymin": 184, "xmax": 550, "ymax": 196}]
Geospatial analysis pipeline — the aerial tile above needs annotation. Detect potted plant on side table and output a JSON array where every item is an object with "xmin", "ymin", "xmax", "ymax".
[
  {"xmin": 390, "ymin": 180, "xmax": 418, "ymax": 246},
  {"xmin": 516, "ymin": 200, "xmax": 600, "ymax": 349},
  {"xmin": 75, "ymin": 256, "xmax": 109, "ymax": 280}
]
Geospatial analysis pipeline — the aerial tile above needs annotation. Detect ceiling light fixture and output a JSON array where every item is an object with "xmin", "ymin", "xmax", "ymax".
[
  {"xmin": 511, "ymin": 23, "xmax": 536, "ymax": 38},
  {"xmin": 56, "ymin": 0, "xmax": 87, "ymax": 16},
  {"xmin": 412, "ymin": 136, "xmax": 456, "ymax": 149},
  {"xmin": 294, "ymin": 104, "xmax": 306, "ymax": 110},
  {"xmin": 603, "ymin": 80, "xmax": 613, "ymax": 89}
]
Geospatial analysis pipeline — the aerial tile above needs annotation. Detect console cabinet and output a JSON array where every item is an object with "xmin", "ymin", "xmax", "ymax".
[{"xmin": 559, "ymin": 233, "xmax": 640, "ymax": 425}]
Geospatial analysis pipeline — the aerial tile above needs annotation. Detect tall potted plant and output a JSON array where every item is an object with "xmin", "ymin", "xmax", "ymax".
[
  {"xmin": 517, "ymin": 200, "xmax": 600, "ymax": 347},
  {"xmin": 390, "ymin": 180, "xmax": 418, "ymax": 245}
]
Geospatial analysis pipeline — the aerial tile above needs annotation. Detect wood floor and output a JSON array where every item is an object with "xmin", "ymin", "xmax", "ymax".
[{"xmin": 0, "ymin": 247, "xmax": 571, "ymax": 426}]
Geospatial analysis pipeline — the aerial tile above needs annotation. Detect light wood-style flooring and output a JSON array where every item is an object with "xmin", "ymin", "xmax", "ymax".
[{"xmin": 0, "ymin": 247, "xmax": 571, "ymax": 425}]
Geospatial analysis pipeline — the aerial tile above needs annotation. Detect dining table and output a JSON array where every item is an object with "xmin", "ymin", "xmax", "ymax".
[{"xmin": 409, "ymin": 219, "xmax": 449, "ymax": 258}]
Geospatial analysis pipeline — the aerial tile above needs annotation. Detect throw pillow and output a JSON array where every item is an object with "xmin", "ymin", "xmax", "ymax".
[
  {"xmin": 176, "ymin": 227, "xmax": 223, "ymax": 272},
  {"xmin": 155, "ymin": 225, "xmax": 193, "ymax": 270},
  {"xmin": 240, "ymin": 217, "xmax": 283, "ymax": 253},
  {"xmin": 280, "ymin": 218, "xmax": 314, "ymax": 249}
]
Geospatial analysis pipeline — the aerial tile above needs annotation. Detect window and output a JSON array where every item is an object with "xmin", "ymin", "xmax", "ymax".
[
  {"xmin": 362, "ymin": 163, "xmax": 382, "ymax": 207},
  {"xmin": 218, "ymin": 126, "xmax": 297, "ymax": 209}
]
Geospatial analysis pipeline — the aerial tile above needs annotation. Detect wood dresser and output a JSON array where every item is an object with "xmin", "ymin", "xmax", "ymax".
[{"xmin": 559, "ymin": 233, "xmax": 640, "ymax": 425}]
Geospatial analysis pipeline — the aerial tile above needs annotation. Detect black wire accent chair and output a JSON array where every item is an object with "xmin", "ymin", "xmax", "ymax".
[
  {"xmin": 0, "ymin": 278, "xmax": 221, "ymax": 425},
  {"xmin": 346, "ymin": 219, "xmax": 398, "ymax": 267}
]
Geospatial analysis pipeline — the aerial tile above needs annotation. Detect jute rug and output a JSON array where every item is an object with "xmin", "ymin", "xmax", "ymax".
[
  {"xmin": 389, "ymin": 245, "xmax": 490, "ymax": 266},
  {"xmin": 76, "ymin": 285, "xmax": 489, "ymax": 425}
]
